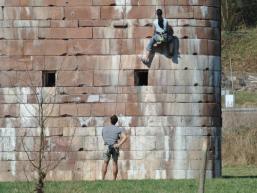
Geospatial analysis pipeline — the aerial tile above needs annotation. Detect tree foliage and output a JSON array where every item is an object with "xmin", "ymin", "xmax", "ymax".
[{"xmin": 221, "ymin": 0, "xmax": 257, "ymax": 31}]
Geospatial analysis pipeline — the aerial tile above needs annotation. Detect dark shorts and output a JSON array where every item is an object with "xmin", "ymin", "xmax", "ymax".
[{"xmin": 103, "ymin": 145, "xmax": 119, "ymax": 162}]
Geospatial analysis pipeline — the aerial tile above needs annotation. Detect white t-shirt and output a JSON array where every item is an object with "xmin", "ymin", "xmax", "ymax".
[{"xmin": 153, "ymin": 18, "xmax": 168, "ymax": 33}]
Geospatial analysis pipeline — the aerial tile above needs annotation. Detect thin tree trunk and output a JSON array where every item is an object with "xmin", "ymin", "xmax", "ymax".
[{"xmin": 198, "ymin": 137, "xmax": 209, "ymax": 193}]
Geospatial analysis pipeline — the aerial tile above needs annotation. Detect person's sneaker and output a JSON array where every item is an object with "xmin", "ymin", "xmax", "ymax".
[{"xmin": 140, "ymin": 56, "xmax": 149, "ymax": 65}]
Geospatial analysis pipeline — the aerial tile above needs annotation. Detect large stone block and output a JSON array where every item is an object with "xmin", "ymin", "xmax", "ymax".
[
  {"xmin": 45, "ymin": 56, "xmax": 77, "ymax": 71},
  {"xmin": 0, "ymin": 40, "xmax": 24, "ymax": 56},
  {"xmin": 3, "ymin": 7, "xmax": 32, "ymax": 19},
  {"xmin": 32, "ymin": 7, "xmax": 64, "ymax": 19},
  {"xmin": 93, "ymin": 27, "xmax": 124, "ymax": 39},
  {"xmin": 68, "ymin": 39, "xmax": 109, "ymax": 55},
  {"xmin": 13, "ymin": 20, "xmax": 50, "ymax": 28},
  {"xmin": 78, "ymin": 55, "xmax": 121, "ymax": 70},
  {"xmin": 65, "ymin": 7, "xmax": 100, "ymax": 19},
  {"xmin": 0, "ymin": 28, "xmax": 38, "ymax": 40},
  {"xmin": 57, "ymin": 71, "xmax": 93, "ymax": 87},
  {"xmin": 110, "ymin": 39, "xmax": 136, "ymax": 54},
  {"xmin": 24, "ymin": 40, "xmax": 67, "ymax": 56},
  {"xmin": 50, "ymin": 20, "xmax": 78, "ymax": 28},
  {"xmin": 0, "ymin": 56, "xmax": 33, "ymax": 71},
  {"xmin": 39, "ymin": 28, "xmax": 92, "ymax": 39},
  {"xmin": 126, "ymin": 6, "xmax": 156, "ymax": 19},
  {"xmin": 165, "ymin": 6, "xmax": 194, "ymax": 19}
]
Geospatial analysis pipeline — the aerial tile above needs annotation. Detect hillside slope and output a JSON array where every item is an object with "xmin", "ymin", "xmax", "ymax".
[{"xmin": 222, "ymin": 28, "xmax": 257, "ymax": 73}]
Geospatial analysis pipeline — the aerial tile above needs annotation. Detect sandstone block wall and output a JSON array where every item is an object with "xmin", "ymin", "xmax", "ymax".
[{"xmin": 0, "ymin": 0, "xmax": 221, "ymax": 181}]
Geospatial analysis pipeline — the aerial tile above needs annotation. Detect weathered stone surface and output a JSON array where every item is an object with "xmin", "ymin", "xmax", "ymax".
[
  {"xmin": 0, "ymin": 0, "xmax": 221, "ymax": 181},
  {"xmin": 39, "ymin": 28, "xmax": 92, "ymax": 39},
  {"xmin": 24, "ymin": 40, "xmax": 67, "ymax": 56}
]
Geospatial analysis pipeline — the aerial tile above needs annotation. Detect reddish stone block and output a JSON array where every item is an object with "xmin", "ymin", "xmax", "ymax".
[
  {"xmin": 45, "ymin": 56, "xmax": 77, "ymax": 71},
  {"xmin": 50, "ymin": 20, "xmax": 78, "ymax": 28},
  {"xmin": 91, "ymin": 103, "xmax": 105, "ymax": 116},
  {"xmin": 30, "ymin": 0, "xmax": 67, "ymax": 6},
  {"xmin": 120, "ymin": 55, "xmax": 150, "ymax": 70},
  {"xmin": 57, "ymin": 71, "xmax": 93, "ymax": 87},
  {"xmin": 129, "ymin": 26, "xmax": 154, "ymax": 38},
  {"xmin": 13, "ymin": 20, "xmax": 51, "ymax": 28},
  {"xmin": 65, "ymin": 0, "xmax": 92, "ymax": 6},
  {"xmin": 16, "ymin": 71, "xmax": 42, "ymax": 86},
  {"xmin": 148, "ymin": 70, "xmax": 175, "ymax": 86},
  {"xmin": 0, "ymin": 104, "xmax": 18, "ymax": 117},
  {"xmin": 93, "ymin": 70, "xmax": 120, "ymax": 86},
  {"xmin": 3, "ymin": 7, "xmax": 32, "ymax": 19},
  {"xmin": 0, "ymin": 28, "xmax": 38, "ymax": 40},
  {"xmin": 77, "ymin": 71, "xmax": 94, "ymax": 86},
  {"xmin": 0, "ymin": 56, "xmax": 33, "ymax": 71},
  {"xmin": 31, "ymin": 56, "xmax": 45, "ymax": 70},
  {"xmin": 127, "ymin": 6, "xmax": 156, "ymax": 19},
  {"xmin": 68, "ymin": 39, "xmax": 109, "ymax": 55},
  {"xmin": 78, "ymin": 56, "xmax": 121, "ymax": 70},
  {"xmin": 77, "ymin": 104, "xmax": 91, "ymax": 116},
  {"xmin": 118, "ymin": 70, "xmax": 134, "ymax": 86},
  {"xmin": 104, "ymin": 103, "xmax": 116, "ymax": 116},
  {"xmin": 24, "ymin": 40, "xmax": 67, "ymax": 56},
  {"xmin": 79, "ymin": 20, "xmax": 111, "ymax": 27},
  {"xmin": 165, "ymin": 6, "xmax": 194, "ymax": 19},
  {"xmin": 178, "ymin": 0, "xmax": 205, "ymax": 5},
  {"xmin": 60, "ymin": 104, "xmax": 77, "ymax": 116},
  {"xmin": 93, "ymin": 0, "xmax": 122, "ymax": 5},
  {"xmin": 0, "ymin": 40, "xmax": 24, "ymax": 56},
  {"xmin": 32, "ymin": 7, "xmax": 64, "ymax": 20},
  {"xmin": 179, "ymin": 39, "xmax": 208, "ymax": 55},
  {"xmin": 125, "ymin": 103, "xmax": 140, "ymax": 116},
  {"xmin": 93, "ymin": 27, "xmax": 124, "ymax": 39},
  {"xmin": 0, "ymin": 71, "xmax": 17, "ymax": 86},
  {"xmin": 110, "ymin": 39, "xmax": 136, "ymax": 54},
  {"xmin": 39, "ymin": 28, "xmax": 92, "ymax": 39},
  {"xmin": 116, "ymin": 103, "xmax": 126, "ymax": 115},
  {"xmin": 130, "ymin": 0, "xmax": 166, "ymax": 5},
  {"xmin": 65, "ymin": 7, "xmax": 100, "ymax": 19},
  {"xmin": 194, "ymin": 6, "xmax": 219, "ymax": 20},
  {"xmin": 100, "ymin": 6, "xmax": 124, "ymax": 19}
]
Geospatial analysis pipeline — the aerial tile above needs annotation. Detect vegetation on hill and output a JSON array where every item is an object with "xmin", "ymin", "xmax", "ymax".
[{"xmin": 222, "ymin": 28, "xmax": 257, "ymax": 73}]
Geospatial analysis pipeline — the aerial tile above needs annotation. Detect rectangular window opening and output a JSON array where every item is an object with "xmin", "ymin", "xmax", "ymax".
[
  {"xmin": 42, "ymin": 71, "xmax": 56, "ymax": 87},
  {"xmin": 134, "ymin": 70, "xmax": 148, "ymax": 86}
]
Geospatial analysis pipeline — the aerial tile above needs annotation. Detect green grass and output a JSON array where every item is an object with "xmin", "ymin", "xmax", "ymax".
[
  {"xmin": 235, "ymin": 91, "xmax": 257, "ymax": 106},
  {"xmin": 223, "ymin": 165, "xmax": 257, "ymax": 177},
  {"xmin": 221, "ymin": 91, "xmax": 257, "ymax": 107},
  {"xmin": 1, "ymin": 166, "xmax": 257, "ymax": 193}
]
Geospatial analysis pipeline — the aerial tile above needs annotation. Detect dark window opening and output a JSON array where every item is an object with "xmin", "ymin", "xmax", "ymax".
[
  {"xmin": 42, "ymin": 71, "xmax": 56, "ymax": 87},
  {"xmin": 134, "ymin": 70, "xmax": 148, "ymax": 86}
]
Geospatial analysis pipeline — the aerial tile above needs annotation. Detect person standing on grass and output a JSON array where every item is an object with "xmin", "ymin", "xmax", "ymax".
[{"xmin": 102, "ymin": 115, "xmax": 128, "ymax": 180}]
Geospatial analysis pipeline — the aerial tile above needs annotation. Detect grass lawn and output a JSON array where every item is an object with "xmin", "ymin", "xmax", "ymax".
[
  {"xmin": 0, "ymin": 166, "xmax": 257, "ymax": 193},
  {"xmin": 221, "ymin": 91, "xmax": 257, "ymax": 107},
  {"xmin": 235, "ymin": 91, "xmax": 257, "ymax": 107}
]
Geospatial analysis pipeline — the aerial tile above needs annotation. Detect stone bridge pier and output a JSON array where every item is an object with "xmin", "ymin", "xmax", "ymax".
[{"xmin": 0, "ymin": 0, "xmax": 221, "ymax": 180}]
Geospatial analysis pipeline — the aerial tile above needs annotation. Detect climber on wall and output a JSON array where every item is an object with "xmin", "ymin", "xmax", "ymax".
[
  {"xmin": 141, "ymin": 9, "xmax": 174, "ymax": 64},
  {"xmin": 102, "ymin": 115, "xmax": 128, "ymax": 180}
]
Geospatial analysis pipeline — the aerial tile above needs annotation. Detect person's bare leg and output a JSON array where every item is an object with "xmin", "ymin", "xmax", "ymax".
[
  {"xmin": 102, "ymin": 160, "xmax": 109, "ymax": 180},
  {"xmin": 113, "ymin": 160, "xmax": 118, "ymax": 180}
]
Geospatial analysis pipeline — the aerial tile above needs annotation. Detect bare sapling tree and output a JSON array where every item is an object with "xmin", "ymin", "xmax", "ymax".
[
  {"xmin": 198, "ymin": 135, "xmax": 210, "ymax": 193},
  {"xmin": 15, "ymin": 56, "xmax": 77, "ymax": 193}
]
